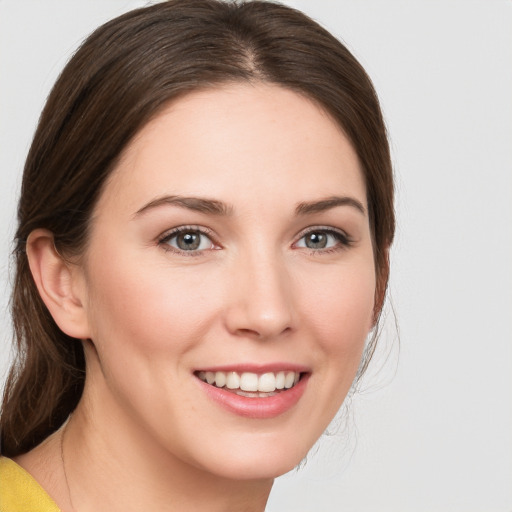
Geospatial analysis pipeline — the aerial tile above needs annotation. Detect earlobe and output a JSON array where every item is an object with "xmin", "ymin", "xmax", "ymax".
[{"xmin": 26, "ymin": 229, "xmax": 91, "ymax": 339}]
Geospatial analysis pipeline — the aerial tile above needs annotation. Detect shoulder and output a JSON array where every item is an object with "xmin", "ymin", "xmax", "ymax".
[{"xmin": 0, "ymin": 457, "xmax": 60, "ymax": 512}]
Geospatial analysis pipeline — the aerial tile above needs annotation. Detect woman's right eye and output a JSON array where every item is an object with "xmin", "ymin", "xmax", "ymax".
[{"xmin": 160, "ymin": 228, "xmax": 216, "ymax": 253}]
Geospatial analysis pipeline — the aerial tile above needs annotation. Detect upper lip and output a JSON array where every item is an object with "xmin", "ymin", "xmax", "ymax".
[{"xmin": 194, "ymin": 363, "xmax": 311, "ymax": 374}]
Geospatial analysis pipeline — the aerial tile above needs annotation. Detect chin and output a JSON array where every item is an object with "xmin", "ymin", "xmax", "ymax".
[
  {"xmin": 185, "ymin": 429, "xmax": 316, "ymax": 482},
  {"xmin": 203, "ymin": 453, "xmax": 304, "ymax": 482}
]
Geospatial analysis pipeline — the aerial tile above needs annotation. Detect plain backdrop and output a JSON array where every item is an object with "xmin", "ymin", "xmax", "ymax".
[{"xmin": 1, "ymin": 1, "xmax": 511, "ymax": 510}]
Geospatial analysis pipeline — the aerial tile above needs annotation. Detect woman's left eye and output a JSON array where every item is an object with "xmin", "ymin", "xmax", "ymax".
[
  {"xmin": 160, "ymin": 228, "xmax": 215, "ymax": 253},
  {"xmin": 295, "ymin": 229, "xmax": 350, "ymax": 251}
]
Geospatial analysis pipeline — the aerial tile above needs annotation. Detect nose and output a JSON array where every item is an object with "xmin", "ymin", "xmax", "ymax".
[{"xmin": 224, "ymin": 250, "xmax": 296, "ymax": 340}]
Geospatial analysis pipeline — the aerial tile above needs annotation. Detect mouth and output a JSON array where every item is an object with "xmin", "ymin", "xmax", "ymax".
[
  {"xmin": 194, "ymin": 366, "xmax": 310, "ymax": 418},
  {"xmin": 195, "ymin": 370, "xmax": 303, "ymax": 398}
]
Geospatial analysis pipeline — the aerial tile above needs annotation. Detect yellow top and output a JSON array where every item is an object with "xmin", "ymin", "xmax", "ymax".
[{"xmin": 0, "ymin": 457, "xmax": 60, "ymax": 512}]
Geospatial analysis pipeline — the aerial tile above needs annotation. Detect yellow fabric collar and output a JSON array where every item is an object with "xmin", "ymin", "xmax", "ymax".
[{"xmin": 0, "ymin": 456, "xmax": 60, "ymax": 512}]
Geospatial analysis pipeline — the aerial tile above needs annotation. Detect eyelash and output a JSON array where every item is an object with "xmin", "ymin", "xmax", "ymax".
[
  {"xmin": 157, "ymin": 225, "xmax": 353, "ymax": 256},
  {"xmin": 294, "ymin": 226, "xmax": 354, "ymax": 254},
  {"xmin": 158, "ymin": 225, "xmax": 219, "ymax": 256}
]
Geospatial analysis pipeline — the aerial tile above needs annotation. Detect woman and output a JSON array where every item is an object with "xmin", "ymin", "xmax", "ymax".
[{"xmin": 0, "ymin": 1, "xmax": 394, "ymax": 510}]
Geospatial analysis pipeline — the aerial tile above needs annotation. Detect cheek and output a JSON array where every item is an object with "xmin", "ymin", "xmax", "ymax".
[
  {"xmin": 287, "ymin": 259, "xmax": 376, "ymax": 444},
  {"xmin": 300, "ymin": 260, "xmax": 376, "ymax": 354},
  {"xmin": 84, "ymin": 252, "xmax": 222, "ymax": 362}
]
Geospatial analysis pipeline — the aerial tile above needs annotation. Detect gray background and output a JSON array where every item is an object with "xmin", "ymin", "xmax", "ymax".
[{"xmin": 1, "ymin": 1, "xmax": 511, "ymax": 510}]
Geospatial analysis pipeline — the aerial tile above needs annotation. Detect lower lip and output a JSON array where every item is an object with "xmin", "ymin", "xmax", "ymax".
[{"xmin": 198, "ymin": 374, "xmax": 310, "ymax": 419}]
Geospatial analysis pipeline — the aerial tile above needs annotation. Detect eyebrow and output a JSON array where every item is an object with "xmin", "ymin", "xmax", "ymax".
[
  {"xmin": 295, "ymin": 196, "xmax": 366, "ymax": 216},
  {"xmin": 134, "ymin": 195, "xmax": 232, "ymax": 217},
  {"xmin": 134, "ymin": 194, "xmax": 365, "ymax": 218}
]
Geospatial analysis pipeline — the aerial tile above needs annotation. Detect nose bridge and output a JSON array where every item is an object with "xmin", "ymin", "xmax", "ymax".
[{"xmin": 226, "ymin": 242, "xmax": 295, "ymax": 339}]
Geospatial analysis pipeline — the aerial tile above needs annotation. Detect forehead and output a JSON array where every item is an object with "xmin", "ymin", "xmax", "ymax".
[{"xmin": 98, "ymin": 83, "xmax": 366, "ymax": 214}]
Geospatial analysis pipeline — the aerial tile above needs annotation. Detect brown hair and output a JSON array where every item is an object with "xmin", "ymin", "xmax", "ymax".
[{"xmin": 1, "ymin": 0, "xmax": 394, "ymax": 457}]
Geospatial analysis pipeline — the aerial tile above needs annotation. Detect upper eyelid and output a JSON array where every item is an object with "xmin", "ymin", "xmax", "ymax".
[
  {"xmin": 159, "ymin": 225, "xmax": 215, "ymax": 240},
  {"xmin": 295, "ymin": 225, "xmax": 351, "ymax": 239},
  {"xmin": 159, "ymin": 224, "xmax": 348, "ymax": 236}
]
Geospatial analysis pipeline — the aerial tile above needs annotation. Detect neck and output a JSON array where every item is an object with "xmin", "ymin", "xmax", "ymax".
[{"xmin": 62, "ymin": 394, "xmax": 273, "ymax": 512}]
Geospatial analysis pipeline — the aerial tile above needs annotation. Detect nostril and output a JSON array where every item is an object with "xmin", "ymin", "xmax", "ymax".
[
  {"xmin": 235, "ymin": 325, "xmax": 292, "ymax": 340},
  {"xmin": 236, "ymin": 328, "xmax": 262, "ymax": 338}
]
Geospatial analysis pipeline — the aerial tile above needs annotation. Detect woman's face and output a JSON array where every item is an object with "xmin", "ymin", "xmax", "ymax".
[{"xmin": 77, "ymin": 84, "xmax": 376, "ymax": 480}]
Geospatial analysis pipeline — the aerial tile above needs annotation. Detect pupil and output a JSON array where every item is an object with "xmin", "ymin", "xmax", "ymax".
[
  {"xmin": 306, "ymin": 232, "xmax": 327, "ymax": 249},
  {"xmin": 178, "ymin": 232, "xmax": 200, "ymax": 250}
]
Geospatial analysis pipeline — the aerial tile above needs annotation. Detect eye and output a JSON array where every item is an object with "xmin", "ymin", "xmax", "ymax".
[
  {"xmin": 159, "ymin": 227, "xmax": 216, "ymax": 253},
  {"xmin": 295, "ymin": 228, "xmax": 351, "ymax": 251}
]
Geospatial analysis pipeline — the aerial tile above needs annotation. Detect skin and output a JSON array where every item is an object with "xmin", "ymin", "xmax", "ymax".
[{"xmin": 19, "ymin": 83, "xmax": 377, "ymax": 512}]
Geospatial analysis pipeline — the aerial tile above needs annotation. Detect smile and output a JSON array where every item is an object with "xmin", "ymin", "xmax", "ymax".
[
  {"xmin": 195, "ymin": 367, "xmax": 310, "ymax": 419},
  {"xmin": 196, "ymin": 370, "xmax": 301, "ymax": 396}
]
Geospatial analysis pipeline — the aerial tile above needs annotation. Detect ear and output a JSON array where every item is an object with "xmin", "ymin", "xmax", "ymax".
[{"xmin": 26, "ymin": 229, "xmax": 91, "ymax": 339}]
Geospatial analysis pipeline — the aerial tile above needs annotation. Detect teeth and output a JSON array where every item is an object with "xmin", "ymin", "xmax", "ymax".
[
  {"xmin": 214, "ymin": 371, "xmax": 226, "ymax": 388},
  {"xmin": 226, "ymin": 371, "xmax": 240, "ymax": 389},
  {"xmin": 240, "ymin": 372, "xmax": 258, "ymax": 391},
  {"xmin": 284, "ymin": 371, "xmax": 295, "ymax": 389},
  {"xmin": 197, "ymin": 370, "xmax": 302, "ymax": 393},
  {"xmin": 258, "ymin": 372, "xmax": 276, "ymax": 392}
]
